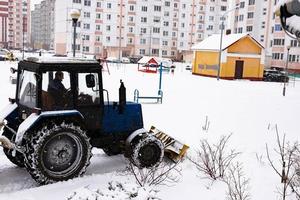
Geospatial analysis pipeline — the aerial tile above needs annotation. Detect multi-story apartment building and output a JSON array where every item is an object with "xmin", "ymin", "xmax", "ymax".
[
  {"xmin": 0, "ymin": 0, "xmax": 8, "ymax": 48},
  {"xmin": 230, "ymin": 0, "xmax": 300, "ymax": 72},
  {"xmin": 31, "ymin": 0, "xmax": 55, "ymax": 50},
  {"xmin": 6, "ymin": 0, "xmax": 31, "ymax": 50},
  {"xmin": 204, "ymin": 0, "xmax": 229, "ymax": 38},
  {"xmin": 53, "ymin": 0, "xmax": 229, "ymax": 60},
  {"xmin": 268, "ymin": 0, "xmax": 300, "ymax": 73}
]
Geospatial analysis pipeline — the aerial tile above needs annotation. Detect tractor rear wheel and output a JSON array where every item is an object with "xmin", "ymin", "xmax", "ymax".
[
  {"xmin": 2, "ymin": 127, "xmax": 25, "ymax": 167},
  {"xmin": 130, "ymin": 135, "xmax": 164, "ymax": 168},
  {"xmin": 24, "ymin": 122, "xmax": 92, "ymax": 184}
]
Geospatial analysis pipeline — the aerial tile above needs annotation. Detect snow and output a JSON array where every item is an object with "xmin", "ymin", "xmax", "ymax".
[
  {"xmin": 191, "ymin": 33, "xmax": 248, "ymax": 51},
  {"xmin": 0, "ymin": 60, "xmax": 299, "ymax": 199}
]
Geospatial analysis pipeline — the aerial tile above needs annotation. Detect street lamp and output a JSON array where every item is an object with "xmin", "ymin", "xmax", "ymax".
[
  {"xmin": 217, "ymin": 4, "xmax": 240, "ymax": 80},
  {"xmin": 283, "ymin": 46, "xmax": 291, "ymax": 96},
  {"xmin": 70, "ymin": 9, "xmax": 81, "ymax": 57}
]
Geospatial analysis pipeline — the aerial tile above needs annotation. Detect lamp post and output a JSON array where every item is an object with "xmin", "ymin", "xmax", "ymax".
[
  {"xmin": 217, "ymin": 4, "xmax": 240, "ymax": 80},
  {"xmin": 70, "ymin": 9, "xmax": 81, "ymax": 58},
  {"xmin": 283, "ymin": 46, "xmax": 291, "ymax": 96}
]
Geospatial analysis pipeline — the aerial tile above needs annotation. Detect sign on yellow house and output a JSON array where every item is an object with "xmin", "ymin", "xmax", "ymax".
[{"xmin": 191, "ymin": 33, "xmax": 265, "ymax": 80}]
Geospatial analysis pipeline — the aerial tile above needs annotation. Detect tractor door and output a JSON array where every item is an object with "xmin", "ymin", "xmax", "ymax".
[{"xmin": 75, "ymin": 72, "xmax": 103, "ymax": 130}]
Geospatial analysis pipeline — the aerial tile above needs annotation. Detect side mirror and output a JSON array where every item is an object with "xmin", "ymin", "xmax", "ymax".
[
  {"xmin": 86, "ymin": 74, "xmax": 95, "ymax": 88},
  {"xmin": 10, "ymin": 67, "xmax": 17, "ymax": 74}
]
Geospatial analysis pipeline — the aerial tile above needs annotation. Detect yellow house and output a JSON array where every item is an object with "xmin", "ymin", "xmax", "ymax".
[{"xmin": 192, "ymin": 33, "xmax": 265, "ymax": 80}]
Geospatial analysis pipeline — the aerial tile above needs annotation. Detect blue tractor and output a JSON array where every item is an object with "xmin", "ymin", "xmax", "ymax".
[{"xmin": 0, "ymin": 57, "xmax": 170, "ymax": 184}]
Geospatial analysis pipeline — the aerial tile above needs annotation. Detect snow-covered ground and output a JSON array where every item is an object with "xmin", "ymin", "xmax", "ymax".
[{"xmin": 0, "ymin": 60, "xmax": 299, "ymax": 200}]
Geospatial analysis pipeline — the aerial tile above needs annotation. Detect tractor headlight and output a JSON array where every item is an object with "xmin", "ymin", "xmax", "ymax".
[{"xmin": 21, "ymin": 111, "xmax": 27, "ymax": 120}]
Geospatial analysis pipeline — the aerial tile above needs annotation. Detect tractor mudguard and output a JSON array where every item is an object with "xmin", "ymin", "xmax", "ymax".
[
  {"xmin": 15, "ymin": 110, "xmax": 84, "ymax": 145},
  {"xmin": 0, "ymin": 103, "xmax": 18, "ymax": 122}
]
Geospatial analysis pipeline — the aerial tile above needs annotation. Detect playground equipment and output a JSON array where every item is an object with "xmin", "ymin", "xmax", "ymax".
[{"xmin": 134, "ymin": 63, "xmax": 164, "ymax": 104}]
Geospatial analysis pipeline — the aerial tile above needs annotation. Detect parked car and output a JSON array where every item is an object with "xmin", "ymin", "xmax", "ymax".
[
  {"xmin": 121, "ymin": 57, "xmax": 130, "ymax": 63},
  {"xmin": 263, "ymin": 68, "xmax": 289, "ymax": 82}
]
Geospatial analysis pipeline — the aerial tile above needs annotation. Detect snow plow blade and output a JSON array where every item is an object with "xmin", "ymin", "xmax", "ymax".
[{"xmin": 149, "ymin": 126, "xmax": 189, "ymax": 163}]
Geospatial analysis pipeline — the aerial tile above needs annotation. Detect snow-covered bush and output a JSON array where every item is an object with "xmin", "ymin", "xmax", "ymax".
[
  {"xmin": 224, "ymin": 162, "xmax": 251, "ymax": 200},
  {"xmin": 125, "ymin": 160, "xmax": 182, "ymax": 187},
  {"xmin": 191, "ymin": 134, "xmax": 240, "ymax": 181},
  {"xmin": 266, "ymin": 131, "xmax": 299, "ymax": 200},
  {"xmin": 67, "ymin": 181, "xmax": 160, "ymax": 200}
]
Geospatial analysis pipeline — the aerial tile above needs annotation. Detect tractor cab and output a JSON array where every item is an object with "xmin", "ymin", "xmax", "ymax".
[{"xmin": 13, "ymin": 57, "xmax": 105, "ymax": 130}]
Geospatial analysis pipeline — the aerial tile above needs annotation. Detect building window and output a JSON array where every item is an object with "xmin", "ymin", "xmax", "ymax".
[
  {"xmin": 163, "ymin": 31, "xmax": 168, "ymax": 36},
  {"xmin": 249, "ymin": 0, "xmax": 255, "ymax": 5},
  {"xmin": 165, "ymin": 2, "xmax": 170, "ymax": 7},
  {"xmin": 238, "ymin": 27, "xmax": 243, "ymax": 33},
  {"xmin": 240, "ymin": 2, "xmax": 245, "ymax": 8},
  {"xmin": 84, "ymin": 12, "xmax": 90, "ymax": 18},
  {"xmin": 247, "ymin": 12, "xmax": 254, "ymax": 18},
  {"xmin": 139, "ymin": 49, "xmax": 145, "ymax": 55},
  {"xmin": 154, "ymin": 5, "xmax": 161, "ymax": 12},
  {"xmin": 246, "ymin": 26, "xmax": 253, "ymax": 32},
  {"xmin": 106, "ymin": 25, "xmax": 111, "ymax": 31},
  {"xmin": 129, "ymin": 27, "xmax": 133, "ymax": 33},
  {"xmin": 141, "ymin": 17, "xmax": 147, "ymax": 23},
  {"xmin": 83, "ymin": 35, "xmax": 90, "ymax": 40},
  {"xmin": 152, "ymin": 49, "xmax": 159, "ymax": 55},
  {"xmin": 153, "ymin": 27, "xmax": 160, "ymax": 33},
  {"xmin": 83, "ymin": 46, "xmax": 89, "ymax": 52},
  {"xmin": 83, "ymin": 23, "xmax": 90, "ymax": 30},
  {"xmin": 96, "ymin": 13, "xmax": 101, "ymax": 19},
  {"xmin": 129, "ymin": 5, "xmax": 134, "ymax": 11},
  {"xmin": 275, "ymin": 24, "xmax": 282, "ymax": 31},
  {"xmin": 84, "ymin": 0, "xmax": 91, "ymax": 6},
  {"xmin": 73, "ymin": 0, "xmax": 81, "ymax": 3},
  {"xmin": 210, "ymin": 7, "xmax": 214, "ymax": 11},
  {"xmin": 162, "ymin": 41, "xmax": 168, "ymax": 46},
  {"xmin": 142, "ymin": 6, "xmax": 147, "ymax": 12},
  {"xmin": 107, "ymin": 3, "xmax": 111, "ymax": 8},
  {"xmin": 221, "ymin": 6, "xmax": 227, "ymax": 11},
  {"xmin": 239, "ymin": 15, "xmax": 244, "ymax": 21},
  {"xmin": 107, "ymin": 14, "xmax": 111, "ymax": 20},
  {"xmin": 140, "ymin": 38, "xmax": 146, "ymax": 44},
  {"xmin": 96, "ymin": 2, "xmax": 101, "ymax": 7},
  {"xmin": 162, "ymin": 50, "xmax": 168, "ymax": 56},
  {"xmin": 96, "ymin": 25, "xmax": 101, "ymax": 30}
]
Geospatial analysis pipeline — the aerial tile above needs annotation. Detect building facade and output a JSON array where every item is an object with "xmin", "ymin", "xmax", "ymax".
[
  {"xmin": 0, "ymin": 0, "xmax": 8, "ymax": 48},
  {"xmin": 6, "ymin": 0, "xmax": 31, "ymax": 50},
  {"xmin": 230, "ymin": 0, "xmax": 300, "ymax": 72},
  {"xmin": 53, "ymin": 0, "xmax": 229, "ymax": 60},
  {"xmin": 31, "ymin": 0, "xmax": 55, "ymax": 50}
]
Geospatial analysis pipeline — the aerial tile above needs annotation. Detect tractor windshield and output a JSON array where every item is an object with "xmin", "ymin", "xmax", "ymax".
[{"xmin": 18, "ymin": 70, "xmax": 37, "ymax": 108}]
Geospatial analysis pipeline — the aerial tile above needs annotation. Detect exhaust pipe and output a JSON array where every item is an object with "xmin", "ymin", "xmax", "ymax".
[{"xmin": 0, "ymin": 135, "xmax": 15, "ymax": 149}]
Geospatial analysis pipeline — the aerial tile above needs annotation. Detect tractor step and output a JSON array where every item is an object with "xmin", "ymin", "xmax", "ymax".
[{"xmin": 149, "ymin": 126, "xmax": 189, "ymax": 163}]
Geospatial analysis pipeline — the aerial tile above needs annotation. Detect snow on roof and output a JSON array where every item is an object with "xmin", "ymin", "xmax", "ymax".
[
  {"xmin": 25, "ymin": 56, "xmax": 98, "ymax": 64},
  {"xmin": 138, "ymin": 56, "xmax": 172, "ymax": 64},
  {"xmin": 191, "ymin": 33, "xmax": 262, "ymax": 51}
]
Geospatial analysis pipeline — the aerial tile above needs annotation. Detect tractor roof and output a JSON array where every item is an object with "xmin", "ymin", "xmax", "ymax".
[{"xmin": 18, "ymin": 57, "xmax": 101, "ymax": 72}]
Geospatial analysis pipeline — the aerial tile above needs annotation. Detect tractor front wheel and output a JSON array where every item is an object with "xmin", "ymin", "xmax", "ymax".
[
  {"xmin": 130, "ymin": 135, "xmax": 164, "ymax": 168},
  {"xmin": 25, "ymin": 122, "xmax": 92, "ymax": 184}
]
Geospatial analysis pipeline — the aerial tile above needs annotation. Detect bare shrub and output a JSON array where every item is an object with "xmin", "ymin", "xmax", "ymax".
[
  {"xmin": 224, "ymin": 162, "xmax": 251, "ymax": 200},
  {"xmin": 289, "ymin": 147, "xmax": 300, "ymax": 199},
  {"xmin": 125, "ymin": 160, "xmax": 182, "ymax": 187},
  {"xmin": 266, "ymin": 129, "xmax": 299, "ymax": 200},
  {"xmin": 190, "ymin": 134, "xmax": 240, "ymax": 180},
  {"xmin": 202, "ymin": 116, "xmax": 210, "ymax": 132}
]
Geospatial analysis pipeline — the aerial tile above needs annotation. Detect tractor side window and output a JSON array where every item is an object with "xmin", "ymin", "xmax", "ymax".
[
  {"xmin": 77, "ymin": 73, "xmax": 100, "ymax": 105},
  {"xmin": 18, "ymin": 70, "xmax": 37, "ymax": 108},
  {"xmin": 42, "ymin": 71, "xmax": 72, "ymax": 110}
]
